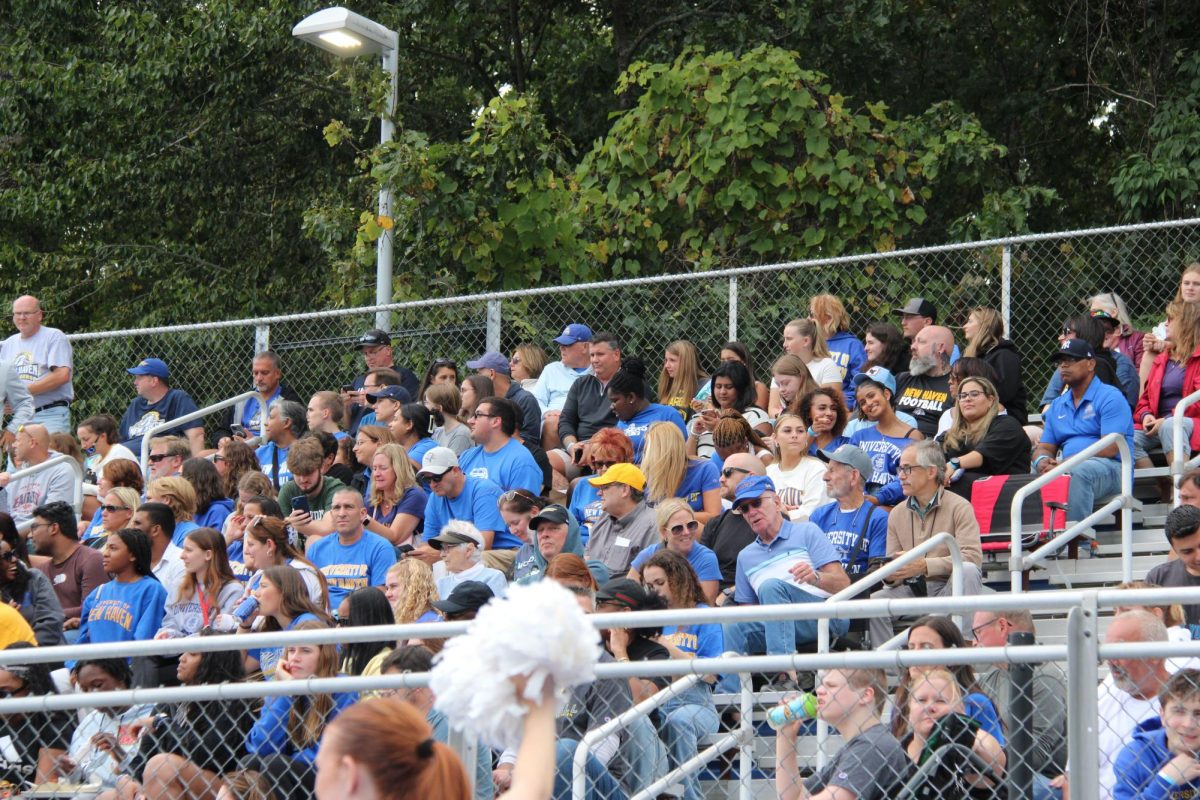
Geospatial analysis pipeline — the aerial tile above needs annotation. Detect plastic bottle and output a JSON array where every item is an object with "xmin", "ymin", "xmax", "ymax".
[{"xmin": 766, "ymin": 692, "xmax": 819, "ymax": 730}]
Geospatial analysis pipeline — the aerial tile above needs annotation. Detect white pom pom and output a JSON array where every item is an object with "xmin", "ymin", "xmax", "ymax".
[{"xmin": 431, "ymin": 580, "xmax": 600, "ymax": 749}]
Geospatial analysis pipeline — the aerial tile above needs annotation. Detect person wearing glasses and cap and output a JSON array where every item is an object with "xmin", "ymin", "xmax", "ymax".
[
  {"xmin": 717, "ymin": 474, "xmax": 849, "ymax": 692},
  {"xmin": 466, "ymin": 352, "xmax": 542, "ymax": 447},
  {"xmin": 699, "ymin": 453, "xmax": 765, "ymax": 598},
  {"xmin": 534, "ymin": 323, "xmax": 594, "ymax": 453},
  {"xmin": 344, "ymin": 330, "xmax": 419, "ymax": 436},
  {"xmin": 429, "ymin": 522, "xmax": 508, "ymax": 601},
  {"xmin": 418, "ymin": 447, "xmax": 516, "ymax": 571},
  {"xmin": 809, "ymin": 444, "xmax": 889, "ymax": 581},
  {"xmin": 583, "ymin": 464, "xmax": 658, "ymax": 576},
  {"xmin": 118, "ymin": 358, "xmax": 204, "ymax": 455}
]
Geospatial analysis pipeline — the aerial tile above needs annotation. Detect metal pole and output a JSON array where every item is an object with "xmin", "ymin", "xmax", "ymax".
[
  {"xmin": 1006, "ymin": 630, "xmax": 1035, "ymax": 800},
  {"xmin": 1001, "ymin": 244, "xmax": 1012, "ymax": 338},
  {"xmin": 728, "ymin": 276, "xmax": 738, "ymax": 342},
  {"xmin": 738, "ymin": 670, "xmax": 753, "ymax": 800},
  {"xmin": 1066, "ymin": 593, "xmax": 1100, "ymax": 800},
  {"xmin": 486, "ymin": 299, "xmax": 502, "ymax": 354},
  {"xmin": 375, "ymin": 45, "xmax": 398, "ymax": 332},
  {"xmin": 254, "ymin": 324, "xmax": 271, "ymax": 354}
]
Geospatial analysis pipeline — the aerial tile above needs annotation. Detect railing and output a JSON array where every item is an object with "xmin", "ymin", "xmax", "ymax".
[
  {"xmin": 1011, "ymin": 431, "xmax": 1135, "ymax": 591},
  {"xmin": 138, "ymin": 390, "xmax": 260, "ymax": 476},
  {"xmin": 1173, "ymin": 388, "xmax": 1200, "ymax": 506},
  {"xmin": 7, "ymin": 453, "xmax": 84, "ymax": 533}
]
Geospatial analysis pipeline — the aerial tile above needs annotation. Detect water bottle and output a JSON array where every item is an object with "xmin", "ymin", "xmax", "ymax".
[
  {"xmin": 232, "ymin": 594, "xmax": 259, "ymax": 625},
  {"xmin": 766, "ymin": 693, "xmax": 818, "ymax": 730}
]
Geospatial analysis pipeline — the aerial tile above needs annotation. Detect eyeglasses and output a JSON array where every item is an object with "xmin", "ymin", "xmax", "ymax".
[
  {"xmin": 958, "ymin": 390, "xmax": 987, "ymax": 401},
  {"xmin": 971, "ymin": 617, "xmax": 1003, "ymax": 640},
  {"xmin": 147, "ymin": 454, "xmax": 168, "ymax": 463},
  {"xmin": 509, "ymin": 356, "xmax": 522, "ymax": 364},
  {"xmin": 27, "ymin": 522, "xmax": 51, "ymax": 533},
  {"xmin": 469, "ymin": 412, "xmax": 498, "ymax": 420},
  {"xmin": 212, "ymin": 455, "xmax": 226, "ymax": 463},
  {"xmin": 333, "ymin": 613, "xmax": 350, "ymax": 627},
  {"xmin": 0, "ymin": 552, "xmax": 15, "ymax": 562},
  {"xmin": 592, "ymin": 461, "xmax": 616, "ymax": 471},
  {"xmin": 423, "ymin": 471, "xmax": 449, "ymax": 484},
  {"xmin": 668, "ymin": 521, "xmax": 700, "ymax": 536},
  {"xmin": 897, "ymin": 465, "xmax": 929, "ymax": 476},
  {"xmin": 733, "ymin": 496, "xmax": 769, "ymax": 514},
  {"xmin": 100, "ymin": 505, "xmax": 129, "ymax": 513},
  {"xmin": 11, "ymin": 312, "xmax": 38, "ymax": 318},
  {"xmin": 721, "ymin": 466, "xmax": 751, "ymax": 479}
]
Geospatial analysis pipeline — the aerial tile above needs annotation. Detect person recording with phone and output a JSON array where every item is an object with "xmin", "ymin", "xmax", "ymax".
[{"xmin": 277, "ymin": 437, "xmax": 348, "ymax": 548}]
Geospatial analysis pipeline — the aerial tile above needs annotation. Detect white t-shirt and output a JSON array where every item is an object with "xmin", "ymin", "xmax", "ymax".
[
  {"xmin": 0, "ymin": 325, "xmax": 74, "ymax": 404},
  {"xmin": 767, "ymin": 459, "xmax": 829, "ymax": 521},
  {"xmin": 1096, "ymin": 676, "xmax": 1160, "ymax": 800},
  {"xmin": 806, "ymin": 357, "xmax": 842, "ymax": 385}
]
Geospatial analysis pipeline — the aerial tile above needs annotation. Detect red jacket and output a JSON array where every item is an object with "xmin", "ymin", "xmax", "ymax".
[{"xmin": 1134, "ymin": 344, "xmax": 1200, "ymax": 453}]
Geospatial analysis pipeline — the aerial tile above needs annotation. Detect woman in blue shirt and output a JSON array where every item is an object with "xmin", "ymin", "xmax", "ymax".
[
  {"xmin": 627, "ymin": 499, "xmax": 721, "ymax": 605},
  {"xmin": 240, "ymin": 565, "xmax": 332, "ymax": 678},
  {"xmin": 641, "ymin": 548, "xmax": 723, "ymax": 800},
  {"xmin": 389, "ymin": 403, "xmax": 439, "ymax": 471},
  {"xmin": 364, "ymin": 443, "xmax": 427, "ymax": 548},
  {"xmin": 641, "ymin": 422, "xmax": 721, "ymax": 523},
  {"xmin": 611, "ymin": 358, "xmax": 687, "ymax": 462},
  {"xmin": 848, "ymin": 370, "xmax": 922, "ymax": 507},
  {"xmin": 78, "ymin": 528, "xmax": 167, "ymax": 647}
]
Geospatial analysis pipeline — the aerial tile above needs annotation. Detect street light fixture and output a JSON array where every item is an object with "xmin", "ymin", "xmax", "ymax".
[{"xmin": 293, "ymin": 7, "xmax": 399, "ymax": 331}]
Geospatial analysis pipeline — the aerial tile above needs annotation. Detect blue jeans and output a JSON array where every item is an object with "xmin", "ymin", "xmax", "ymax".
[
  {"xmin": 661, "ymin": 690, "xmax": 719, "ymax": 800},
  {"xmin": 32, "ymin": 404, "xmax": 70, "ymax": 434},
  {"xmin": 553, "ymin": 739, "xmax": 627, "ymax": 800},
  {"xmin": 1134, "ymin": 415, "xmax": 1194, "ymax": 461},
  {"xmin": 718, "ymin": 579, "xmax": 848, "ymax": 692},
  {"xmin": 1066, "ymin": 457, "xmax": 1122, "ymax": 523}
]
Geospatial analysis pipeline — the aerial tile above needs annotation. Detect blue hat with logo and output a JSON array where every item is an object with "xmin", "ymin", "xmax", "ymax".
[
  {"xmin": 466, "ymin": 351, "xmax": 511, "ymax": 374},
  {"xmin": 731, "ymin": 474, "xmax": 776, "ymax": 509},
  {"xmin": 127, "ymin": 358, "xmax": 169, "ymax": 379},
  {"xmin": 366, "ymin": 385, "xmax": 412, "ymax": 404},
  {"xmin": 553, "ymin": 323, "xmax": 594, "ymax": 346},
  {"xmin": 852, "ymin": 365, "xmax": 897, "ymax": 395}
]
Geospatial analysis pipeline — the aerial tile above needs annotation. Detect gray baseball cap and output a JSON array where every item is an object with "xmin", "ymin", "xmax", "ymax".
[{"xmin": 817, "ymin": 444, "xmax": 875, "ymax": 486}]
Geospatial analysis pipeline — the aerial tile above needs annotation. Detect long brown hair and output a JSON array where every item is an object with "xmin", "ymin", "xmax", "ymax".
[
  {"xmin": 962, "ymin": 307, "xmax": 1004, "ymax": 358},
  {"xmin": 177, "ymin": 528, "xmax": 238, "ymax": 606},
  {"xmin": 942, "ymin": 377, "xmax": 1000, "ymax": 453},
  {"xmin": 285, "ymin": 620, "xmax": 341, "ymax": 751},
  {"xmin": 246, "ymin": 517, "xmax": 329, "ymax": 609},
  {"xmin": 322, "ymin": 696, "xmax": 471, "ymax": 800},
  {"xmin": 259, "ymin": 565, "xmax": 332, "ymax": 632},
  {"xmin": 642, "ymin": 548, "xmax": 705, "ymax": 610},
  {"xmin": 658, "ymin": 340, "xmax": 705, "ymax": 408},
  {"xmin": 221, "ymin": 440, "xmax": 263, "ymax": 499},
  {"xmin": 1167, "ymin": 300, "xmax": 1200, "ymax": 363}
]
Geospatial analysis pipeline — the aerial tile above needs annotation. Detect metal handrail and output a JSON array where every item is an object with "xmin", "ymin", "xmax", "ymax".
[
  {"xmin": 6, "ymin": 454, "xmax": 84, "ymax": 533},
  {"xmin": 138, "ymin": 390, "xmax": 258, "ymax": 476},
  {"xmin": 1173, "ymin": 388, "xmax": 1200, "ymax": 506},
  {"xmin": 1011, "ymin": 431, "xmax": 1134, "ymax": 591}
]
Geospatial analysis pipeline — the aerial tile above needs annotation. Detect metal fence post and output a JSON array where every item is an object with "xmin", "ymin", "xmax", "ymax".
[
  {"xmin": 1001, "ymin": 244, "xmax": 1012, "ymax": 338},
  {"xmin": 728, "ymin": 276, "xmax": 738, "ymax": 342},
  {"xmin": 487, "ymin": 299, "xmax": 502, "ymax": 354},
  {"xmin": 1006, "ymin": 629, "xmax": 1035, "ymax": 800},
  {"xmin": 254, "ymin": 324, "xmax": 270, "ymax": 354},
  {"xmin": 739, "ymin": 669, "xmax": 752, "ymax": 800},
  {"xmin": 447, "ymin": 728, "xmax": 477, "ymax": 798},
  {"xmin": 1066, "ymin": 591, "xmax": 1100, "ymax": 800}
]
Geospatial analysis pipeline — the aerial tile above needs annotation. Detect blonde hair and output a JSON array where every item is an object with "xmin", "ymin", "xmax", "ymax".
[
  {"xmin": 962, "ymin": 307, "xmax": 1004, "ymax": 358},
  {"xmin": 147, "ymin": 477, "xmax": 197, "ymax": 521},
  {"xmin": 1178, "ymin": 263, "xmax": 1200, "ymax": 302},
  {"xmin": 771, "ymin": 354, "xmax": 820, "ymax": 414},
  {"xmin": 657, "ymin": 340, "xmax": 705, "ymax": 409},
  {"xmin": 285, "ymin": 620, "xmax": 341, "ymax": 750},
  {"xmin": 512, "ymin": 344, "xmax": 547, "ymax": 380},
  {"xmin": 1166, "ymin": 300, "xmax": 1200, "ymax": 364},
  {"xmin": 641, "ymin": 422, "xmax": 689, "ymax": 504},
  {"xmin": 943, "ymin": 377, "xmax": 1001, "ymax": 453},
  {"xmin": 652, "ymin": 498, "xmax": 694, "ymax": 546},
  {"xmin": 809, "ymin": 294, "xmax": 851, "ymax": 339},
  {"xmin": 388, "ymin": 559, "xmax": 439, "ymax": 624},
  {"xmin": 772, "ymin": 413, "xmax": 810, "ymax": 471},
  {"xmin": 785, "ymin": 318, "xmax": 831, "ymax": 359},
  {"xmin": 370, "ymin": 443, "xmax": 419, "ymax": 508},
  {"xmin": 1115, "ymin": 580, "xmax": 1185, "ymax": 628},
  {"xmin": 104, "ymin": 487, "xmax": 141, "ymax": 517}
]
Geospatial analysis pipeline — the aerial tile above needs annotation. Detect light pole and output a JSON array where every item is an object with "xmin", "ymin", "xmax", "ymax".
[{"xmin": 293, "ymin": 6, "xmax": 398, "ymax": 331}]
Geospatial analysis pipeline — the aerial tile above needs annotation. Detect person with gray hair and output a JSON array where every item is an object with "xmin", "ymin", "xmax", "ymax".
[
  {"xmin": 810, "ymin": 444, "xmax": 889, "ymax": 580},
  {"xmin": 212, "ymin": 350, "xmax": 303, "ymax": 448},
  {"xmin": 1146, "ymin": 504, "xmax": 1200, "ymax": 625},
  {"xmin": 429, "ymin": 520, "xmax": 508, "ymax": 599},
  {"xmin": 255, "ymin": 399, "xmax": 307, "ymax": 490},
  {"xmin": 868, "ymin": 440, "xmax": 983, "ymax": 647}
]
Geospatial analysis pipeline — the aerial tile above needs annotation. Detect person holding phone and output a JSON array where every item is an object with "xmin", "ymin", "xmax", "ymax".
[
  {"xmin": 278, "ymin": 438, "xmax": 348, "ymax": 546},
  {"xmin": 211, "ymin": 352, "xmax": 302, "ymax": 448}
]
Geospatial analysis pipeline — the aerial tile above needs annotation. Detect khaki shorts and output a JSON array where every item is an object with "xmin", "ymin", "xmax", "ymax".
[{"xmin": 483, "ymin": 548, "xmax": 518, "ymax": 579}]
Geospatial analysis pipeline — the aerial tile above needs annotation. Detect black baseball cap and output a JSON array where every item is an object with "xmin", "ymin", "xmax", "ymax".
[
  {"xmin": 894, "ymin": 298, "xmax": 937, "ymax": 320},
  {"xmin": 432, "ymin": 581, "xmax": 494, "ymax": 615},
  {"xmin": 595, "ymin": 578, "xmax": 650, "ymax": 610},
  {"xmin": 356, "ymin": 329, "xmax": 391, "ymax": 349},
  {"xmin": 1050, "ymin": 339, "xmax": 1096, "ymax": 362}
]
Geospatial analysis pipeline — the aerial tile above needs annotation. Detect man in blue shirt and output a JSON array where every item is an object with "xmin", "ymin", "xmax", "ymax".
[
  {"xmin": 307, "ymin": 487, "xmax": 395, "ymax": 607},
  {"xmin": 466, "ymin": 352, "xmax": 543, "ymax": 447},
  {"xmin": 255, "ymin": 400, "xmax": 307, "ymax": 491},
  {"xmin": 418, "ymin": 446, "xmax": 518, "ymax": 573},
  {"xmin": 212, "ymin": 351, "xmax": 303, "ymax": 448},
  {"xmin": 810, "ymin": 444, "xmax": 888, "ymax": 580},
  {"xmin": 119, "ymin": 358, "xmax": 203, "ymax": 455},
  {"xmin": 718, "ymin": 475, "xmax": 850, "ymax": 692},
  {"xmin": 1035, "ymin": 339, "xmax": 1135, "ymax": 524},
  {"xmin": 459, "ymin": 397, "xmax": 544, "ymax": 495}
]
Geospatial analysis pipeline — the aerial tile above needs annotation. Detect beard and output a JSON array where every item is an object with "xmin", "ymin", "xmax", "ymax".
[{"xmin": 908, "ymin": 354, "xmax": 938, "ymax": 376}]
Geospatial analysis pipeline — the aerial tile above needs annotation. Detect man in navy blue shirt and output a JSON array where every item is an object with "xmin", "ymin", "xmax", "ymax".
[
  {"xmin": 718, "ymin": 475, "xmax": 850, "ymax": 691},
  {"xmin": 466, "ymin": 352, "xmax": 542, "ymax": 446},
  {"xmin": 119, "ymin": 358, "xmax": 203, "ymax": 455},
  {"xmin": 345, "ymin": 330, "xmax": 419, "ymax": 435},
  {"xmin": 1034, "ymin": 339, "xmax": 1135, "ymax": 524}
]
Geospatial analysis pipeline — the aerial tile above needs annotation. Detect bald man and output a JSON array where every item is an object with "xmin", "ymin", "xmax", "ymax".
[
  {"xmin": 0, "ymin": 424, "xmax": 77, "ymax": 525},
  {"xmin": 0, "ymin": 295, "xmax": 73, "ymax": 434},
  {"xmin": 894, "ymin": 325, "xmax": 956, "ymax": 438},
  {"xmin": 700, "ymin": 452, "xmax": 768, "ymax": 599}
]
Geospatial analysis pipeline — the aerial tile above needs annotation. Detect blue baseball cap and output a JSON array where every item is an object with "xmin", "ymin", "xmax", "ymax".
[
  {"xmin": 852, "ymin": 365, "xmax": 896, "ymax": 395},
  {"xmin": 553, "ymin": 324, "xmax": 593, "ymax": 346},
  {"xmin": 366, "ymin": 385, "xmax": 412, "ymax": 404},
  {"xmin": 466, "ymin": 351, "xmax": 511, "ymax": 374},
  {"xmin": 127, "ymin": 358, "xmax": 169, "ymax": 379},
  {"xmin": 731, "ymin": 474, "xmax": 776, "ymax": 509}
]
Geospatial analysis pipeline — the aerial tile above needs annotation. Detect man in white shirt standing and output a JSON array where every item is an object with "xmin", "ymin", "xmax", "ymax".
[{"xmin": 1, "ymin": 295, "xmax": 73, "ymax": 434}]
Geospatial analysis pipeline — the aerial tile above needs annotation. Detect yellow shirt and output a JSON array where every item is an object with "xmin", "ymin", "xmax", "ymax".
[{"xmin": 0, "ymin": 603, "xmax": 37, "ymax": 648}]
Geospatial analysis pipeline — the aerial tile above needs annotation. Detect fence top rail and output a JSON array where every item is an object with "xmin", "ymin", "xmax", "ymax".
[{"xmin": 63, "ymin": 217, "xmax": 1200, "ymax": 341}]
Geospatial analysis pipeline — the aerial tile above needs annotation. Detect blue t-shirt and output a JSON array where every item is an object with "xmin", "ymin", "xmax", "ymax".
[
  {"xmin": 406, "ymin": 437, "xmax": 437, "ymax": 469},
  {"xmin": 808, "ymin": 500, "xmax": 888, "ymax": 576},
  {"xmin": 227, "ymin": 540, "xmax": 250, "ymax": 581},
  {"xmin": 237, "ymin": 387, "xmax": 285, "ymax": 431},
  {"xmin": 307, "ymin": 531, "xmax": 396, "ymax": 607},
  {"xmin": 964, "ymin": 692, "xmax": 1006, "ymax": 746},
  {"xmin": 458, "ymin": 439, "xmax": 543, "ymax": 495},
  {"xmin": 119, "ymin": 389, "xmax": 202, "ymax": 453},
  {"xmin": 256, "ymin": 441, "xmax": 292, "ymax": 487},
  {"xmin": 733, "ymin": 520, "xmax": 843, "ymax": 605},
  {"xmin": 248, "ymin": 611, "xmax": 322, "ymax": 678},
  {"xmin": 170, "ymin": 520, "xmax": 200, "ymax": 548},
  {"xmin": 661, "ymin": 604, "xmax": 724, "ymax": 660},
  {"xmin": 617, "ymin": 404, "xmax": 687, "ymax": 463},
  {"xmin": 369, "ymin": 485, "xmax": 427, "ymax": 534},
  {"xmin": 630, "ymin": 542, "xmax": 722, "ymax": 582},
  {"xmin": 826, "ymin": 331, "xmax": 867, "ymax": 410},
  {"xmin": 672, "ymin": 459, "xmax": 720, "ymax": 512},
  {"xmin": 849, "ymin": 426, "xmax": 914, "ymax": 506},
  {"xmin": 1040, "ymin": 377, "xmax": 1135, "ymax": 462},
  {"xmin": 424, "ymin": 476, "xmax": 520, "ymax": 550},
  {"xmin": 77, "ymin": 577, "xmax": 168, "ymax": 646},
  {"xmin": 195, "ymin": 498, "xmax": 233, "ymax": 531},
  {"xmin": 807, "ymin": 435, "xmax": 850, "ymax": 457},
  {"xmin": 568, "ymin": 480, "xmax": 602, "ymax": 546}
]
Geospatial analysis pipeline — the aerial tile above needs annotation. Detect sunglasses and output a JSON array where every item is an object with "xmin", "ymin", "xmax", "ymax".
[
  {"xmin": 147, "ymin": 454, "xmax": 168, "ymax": 463},
  {"xmin": 212, "ymin": 455, "xmax": 226, "ymax": 463},
  {"xmin": 0, "ymin": 685, "xmax": 27, "ymax": 699},
  {"xmin": 734, "ymin": 496, "xmax": 769, "ymax": 513},
  {"xmin": 668, "ymin": 520, "xmax": 700, "ymax": 536},
  {"xmin": 592, "ymin": 461, "xmax": 616, "ymax": 471},
  {"xmin": 333, "ymin": 613, "xmax": 350, "ymax": 627},
  {"xmin": 0, "ymin": 552, "xmax": 15, "ymax": 562},
  {"xmin": 100, "ymin": 505, "xmax": 129, "ymax": 513},
  {"xmin": 721, "ymin": 466, "xmax": 751, "ymax": 479}
]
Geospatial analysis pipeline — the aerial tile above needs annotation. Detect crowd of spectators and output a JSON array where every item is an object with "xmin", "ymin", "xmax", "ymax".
[{"xmin": 2, "ymin": 270, "xmax": 1200, "ymax": 800}]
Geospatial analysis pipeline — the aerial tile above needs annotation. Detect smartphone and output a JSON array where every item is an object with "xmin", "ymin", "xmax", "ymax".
[
  {"xmin": 341, "ymin": 384, "xmax": 356, "ymax": 393},
  {"xmin": 231, "ymin": 423, "xmax": 245, "ymax": 438},
  {"xmin": 290, "ymin": 495, "xmax": 311, "ymax": 515},
  {"xmin": 572, "ymin": 446, "xmax": 584, "ymax": 464}
]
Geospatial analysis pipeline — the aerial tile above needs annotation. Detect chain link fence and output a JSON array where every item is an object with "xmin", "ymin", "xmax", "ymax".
[
  {"xmin": 0, "ymin": 590, "xmax": 1196, "ymax": 800},
  {"xmin": 59, "ymin": 218, "xmax": 1200, "ymax": 433}
]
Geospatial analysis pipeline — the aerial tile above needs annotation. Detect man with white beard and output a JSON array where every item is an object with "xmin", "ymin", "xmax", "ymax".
[{"xmin": 894, "ymin": 325, "xmax": 956, "ymax": 439}]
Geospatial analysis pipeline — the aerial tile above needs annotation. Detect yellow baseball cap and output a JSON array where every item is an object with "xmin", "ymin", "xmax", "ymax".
[{"xmin": 587, "ymin": 463, "xmax": 646, "ymax": 492}]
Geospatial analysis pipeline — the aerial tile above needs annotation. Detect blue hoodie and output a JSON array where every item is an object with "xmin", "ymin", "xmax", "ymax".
[
  {"xmin": 1113, "ymin": 718, "xmax": 1199, "ymax": 800},
  {"xmin": 245, "ymin": 687, "xmax": 359, "ymax": 765},
  {"xmin": 826, "ymin": 331, "xmax": 867, "ymax": 410}
]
